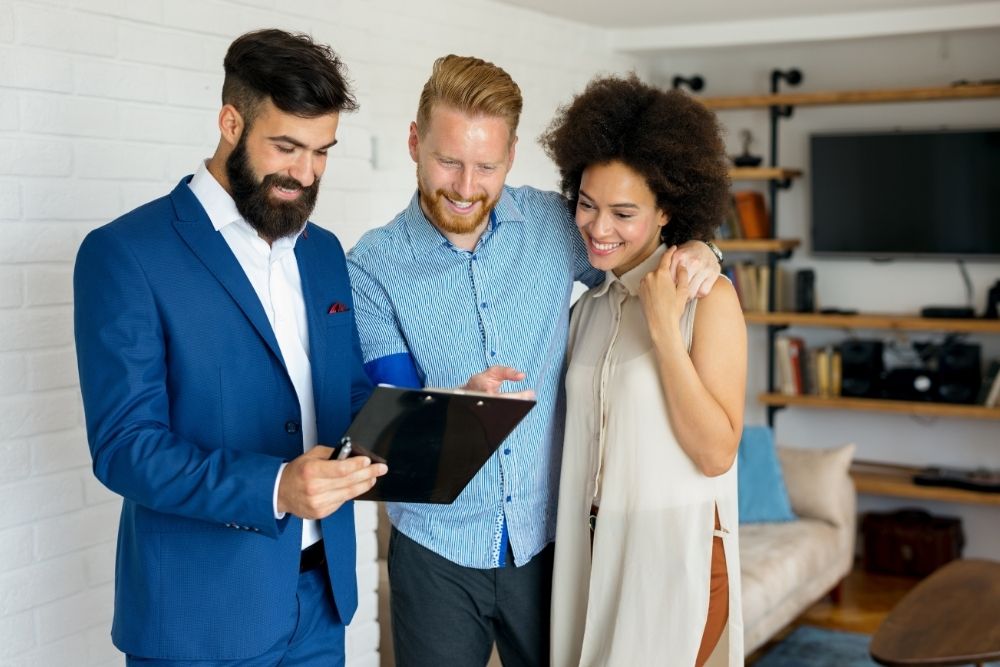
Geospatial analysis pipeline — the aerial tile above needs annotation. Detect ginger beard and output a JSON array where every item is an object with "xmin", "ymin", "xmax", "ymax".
[{"xmin": 416, "ymin": 163, "xmax": 500, "ymax": 235}]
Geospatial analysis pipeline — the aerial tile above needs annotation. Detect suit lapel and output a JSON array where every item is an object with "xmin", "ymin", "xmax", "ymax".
[
  {"xmin": 168, "ymin": 178, "xmax": 286, "ymax": 369},
  {"xmin": 294, "ymin": 227, "xmax": 327, "ymax": 409}
]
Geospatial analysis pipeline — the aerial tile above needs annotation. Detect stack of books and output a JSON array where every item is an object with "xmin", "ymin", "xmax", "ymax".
[
  {"xmin": 774, "ymin": 336, "xmax": 843, "ymax": 397},
  {"xmin": 718, "ymin": 190, "xmax": 771, "ymax": 239},
  {"xmin": 725, "ymin": 263, "xmax": 770, "ymax": 312},
  {"xmin": 724, "ymin": 264, "xmax": 790, "ymax": 313}
]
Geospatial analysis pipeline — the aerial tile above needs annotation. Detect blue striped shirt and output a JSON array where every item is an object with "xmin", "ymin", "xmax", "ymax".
[{"xmin": 347, "ymin": 186, "xmax": 601, "ymax": 568}]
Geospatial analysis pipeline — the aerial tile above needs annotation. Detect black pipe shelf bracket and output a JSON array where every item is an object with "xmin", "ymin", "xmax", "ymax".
[
  {"xmin": 671, "ymin": 74, "xmax": 705, "ymax": 92},
  {"xmin": 767, "ymin": 404, "xmax": 786, "ymax": 426},
  {"xmin": 763, "ymin": 67, "xmax": 803, "ymax": 429}
]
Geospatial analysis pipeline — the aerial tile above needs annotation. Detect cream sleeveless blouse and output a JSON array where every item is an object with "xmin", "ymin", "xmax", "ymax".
[{"xmin": 551, "ymin": 245, "xmax": 743, "ymax": 666}]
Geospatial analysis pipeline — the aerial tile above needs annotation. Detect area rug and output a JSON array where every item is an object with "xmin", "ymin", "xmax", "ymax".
[
  {"xmin": 753, "ymin": 626, "xmax": 878, "ymax": 666},
  {"xmin": 755, "ymin": 625, "xmax": 1000, "ymax": 667}
]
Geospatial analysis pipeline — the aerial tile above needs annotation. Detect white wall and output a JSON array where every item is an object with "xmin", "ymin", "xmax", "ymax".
[
  {"xmin": 0, "ymin": 1, "xmax": 637, "ymax": 664},
  {"xmin": 642, "ymin": 29, "xmax": 1000, "ymax": 557}
]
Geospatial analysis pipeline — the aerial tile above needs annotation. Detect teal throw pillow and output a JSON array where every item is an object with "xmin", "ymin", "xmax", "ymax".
[{"xmin": 737, "ymin": 426, "xmax": 797, "ymax": 523}]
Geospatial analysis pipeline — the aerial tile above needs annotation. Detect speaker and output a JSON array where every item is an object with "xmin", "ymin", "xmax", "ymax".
[
  {"xmin": 934, "ymin": 341, "xmax": 982, "ymax": 404},
  {"xmin": 883, "ymin": 368, "xmax": 936, "ymax": 401},
  {"xmin": 839, "ymin": 339, "xmax": 884, "ymax": 397},
  {"xmin": 795, "ymin": 269, "xmax": 815, "ymax": 313}
]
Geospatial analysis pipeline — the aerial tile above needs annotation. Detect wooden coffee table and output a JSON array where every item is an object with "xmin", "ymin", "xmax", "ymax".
[{"xmin": 870, "ymin": 558, "xmax": 1000, "ymax": 666}]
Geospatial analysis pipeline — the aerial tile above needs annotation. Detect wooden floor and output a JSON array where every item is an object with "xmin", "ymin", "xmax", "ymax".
[{"xmin": 747, "ymin": 563, "xmax": 922, "ymax": 663}]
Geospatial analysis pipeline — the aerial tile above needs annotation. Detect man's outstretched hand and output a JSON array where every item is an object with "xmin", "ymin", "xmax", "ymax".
[{"xmin": 464, "ymin": 365, "xmax": 536, "ymax": 401}]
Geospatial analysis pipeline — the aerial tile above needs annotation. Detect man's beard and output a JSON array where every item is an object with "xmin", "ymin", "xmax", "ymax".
[
  {"xmin": 226, "ymin": 136, "xmax": 319, "ymax": 242},
  {"xmin": 416, "ymin": 165, "xmax": 499, "ymax": 235}
]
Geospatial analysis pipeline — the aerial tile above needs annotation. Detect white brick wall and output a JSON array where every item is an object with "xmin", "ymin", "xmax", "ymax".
[{"xmin": 0, "ymin": 0, "xmax": 637, "ymax": 664}]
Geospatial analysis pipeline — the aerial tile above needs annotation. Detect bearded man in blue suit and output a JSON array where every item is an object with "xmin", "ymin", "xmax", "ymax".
[{"xmin": 73, "ymin": 29, "xmax": 387, "ymax": 666}]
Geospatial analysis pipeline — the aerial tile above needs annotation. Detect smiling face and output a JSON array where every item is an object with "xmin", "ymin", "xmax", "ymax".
[
  {"xmin": 222, "ymin": 98, "xmax": 340, "ymax": 242},
  {"xmin": 409, "ymin": 104, "xmax": 516, "ymax": 238},
  {"xmin": 576, "ymin": 160, "xmax": 668, "ymax": 277}
]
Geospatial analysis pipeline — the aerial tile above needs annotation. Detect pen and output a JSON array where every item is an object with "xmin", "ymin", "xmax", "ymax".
[{"xmin": 335, "ymin": 437, "xmax": 352, "ymax": 460}]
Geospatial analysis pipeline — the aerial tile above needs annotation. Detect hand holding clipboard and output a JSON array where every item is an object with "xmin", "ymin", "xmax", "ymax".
[{"xmin": 329, "ymin": 367, "xmax": 535, "ymax": 504}]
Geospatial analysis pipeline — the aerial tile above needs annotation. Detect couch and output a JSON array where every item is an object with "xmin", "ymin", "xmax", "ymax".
[{"xmin": 739, "ymin": 443, "xmax": 857, "ymax": 656}]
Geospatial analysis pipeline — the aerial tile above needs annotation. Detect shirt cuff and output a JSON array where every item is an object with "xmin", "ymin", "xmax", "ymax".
[{"xmin": 274, "ymin": 462, "xmax": 287, "ymax": 520}]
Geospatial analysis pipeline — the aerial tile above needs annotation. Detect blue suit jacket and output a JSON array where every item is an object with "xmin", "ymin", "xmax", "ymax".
[{"xmin": 73, "ymin": 177, "xmax": 372, "ymax": 660}]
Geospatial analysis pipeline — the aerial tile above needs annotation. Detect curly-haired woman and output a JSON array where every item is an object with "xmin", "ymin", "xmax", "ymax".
[{"xmin": 542, "ymin": 75, "xmax": 747, "ymax": 666}]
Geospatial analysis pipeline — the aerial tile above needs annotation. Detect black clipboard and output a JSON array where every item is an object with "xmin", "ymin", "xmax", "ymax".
[{"xmin": 334, "ymin": 386, "xmax": 535, "ymax": 503}]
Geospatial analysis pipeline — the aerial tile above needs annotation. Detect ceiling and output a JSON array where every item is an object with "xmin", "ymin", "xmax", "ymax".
[
  {"xmin": 495, "ymin": 0, "xmax": 1000, "ymax": 52},
  {"xmin": 495, "ymin": 0, "xmax": 993, "ymax": 29}
]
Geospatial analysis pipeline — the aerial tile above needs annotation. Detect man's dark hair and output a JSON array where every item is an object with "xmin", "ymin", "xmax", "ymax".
[
  {"xmin": 222, "ymin": 29, "xmax": 359, "ymax": 127},
  {"xmin": 540, "ymin": 74, "xmax": 729, "ymax": 246}
]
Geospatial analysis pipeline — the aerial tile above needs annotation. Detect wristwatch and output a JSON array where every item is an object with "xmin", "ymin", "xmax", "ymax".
[{"xmin": 704, "ymin": 240, "xmax": 724, "ymax": 264}]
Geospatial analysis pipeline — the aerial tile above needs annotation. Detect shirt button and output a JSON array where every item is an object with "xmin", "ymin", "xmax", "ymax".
[
  {"xmin": 285, "ymin": 421, "xmax": 300, "ymax": 434},
  {"xmin": 490, "ymin": 350, "xmax": 496, "ymax": 357},
  {"xmin": 506, "ymin": 495, "xmax": 512, "ymax": 502},
  {"xmin": 481, "ymin": 302, "xmax": 488, "ymax": 309},
  {"xmin": 504, "ymin": 448, "xmax": 511, "ymax": 455}
]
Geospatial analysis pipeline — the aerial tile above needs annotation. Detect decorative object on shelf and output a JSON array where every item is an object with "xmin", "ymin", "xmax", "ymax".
[
  {"xmin": 731, "ymin": 129, "xmax": 763, "ymax": 167},
  {"xmin": 670, "ymin": 74, "xmax": 704, "ymax": 92},
  {"xmin": 793, "ymin": 269, "xmax": 815, "ymax": 313}
]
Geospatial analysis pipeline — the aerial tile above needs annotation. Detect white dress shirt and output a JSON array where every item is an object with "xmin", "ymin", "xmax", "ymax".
[{"xmin": 188, "ymin": 161, "xmax": 321, "ymax": 550}]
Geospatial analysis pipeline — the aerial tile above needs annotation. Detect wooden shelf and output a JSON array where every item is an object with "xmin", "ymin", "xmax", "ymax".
[
  {"xmin": 851, "ymin": 461, "xmax": 1000, "ymax": 507},
  {"xmin": 759, "ymin": 393, "xmax": 1000, "ymax": 420},
  {"xmin": 701, "ymin": 83, "xmax": 1000, "ymax": 110},
  {"xmin": 715, "ymin": 238, "xmax": 801, "ymax": 254},
  {"xmin": 728, "ymin": 167, "xmax": 803, "ymax": 181},
  {"xmin": 744, "ymin": 311, "xmax": 1000, "ymax": 334}
]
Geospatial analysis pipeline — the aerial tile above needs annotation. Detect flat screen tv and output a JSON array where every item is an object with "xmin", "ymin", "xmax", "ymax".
[{"xmin": 810, "ymin": 129, "xmax": 1000, "ymax": 259}]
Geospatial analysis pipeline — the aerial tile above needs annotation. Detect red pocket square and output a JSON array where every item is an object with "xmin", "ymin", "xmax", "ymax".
[{"xmin": 328, "ymin": 302, "xmax": 350, "ymax": 314}]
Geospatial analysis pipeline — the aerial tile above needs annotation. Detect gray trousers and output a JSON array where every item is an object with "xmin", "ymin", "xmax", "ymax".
[{"xmin": 388, "ymin": 527, "xmax": 554, "ymax": 667}]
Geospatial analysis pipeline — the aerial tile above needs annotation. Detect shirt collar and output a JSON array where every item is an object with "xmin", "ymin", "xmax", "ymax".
[
  {"xmin": 591, "ymin": 243, "xmax": 668, "ymax": 298},
  {"xmin": 187, "ymin": 160, "xmax": 306, "ymax": 253},
  {"xmin": 404, "ymin": 186, "xmax": 526, "ymax": 257},
  {"xmin": 188, "ymin": 160, "xmax": 243, "ymax": 232}
]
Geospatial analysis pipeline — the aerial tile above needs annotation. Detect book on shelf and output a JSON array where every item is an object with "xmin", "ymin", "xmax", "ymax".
[
  {"xmin": 757, "ymin": 265, "xmax": 771, "ymax": 313},
  {"xmin": 981, "ymin": 359, "xmax": 1000, "ymax": 407},
  {"xmin": 830, "ymin": 348, "xmax": 842, "ymax": 397},
  {"xmin": 732, "ymin": 190, "xmax": 770, "ymax": 239},
  {"xmin": 775, "ymin": 266, "xmax": 793, "ymax": 312},
  {"xmin": 774, "ymin": 335, "xmax": 805, "ymax": 396},
  {"xmin": 717, "ymin": 196, "xmax": 743, "ymax": 239},
  {"xmin": 816, "ymin": 347, "xmax": 831, "ymax": 397},
  {"xmin": 775, "ymin": 337, "xmax": 793, "ymax": 395},
  {"xmin": 802, "ymin": 347, "xmax": 819, "ymax": 396},
  {"xmin": 788, "ymin": 337, "xmax": 804, "ymax": 395}
]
